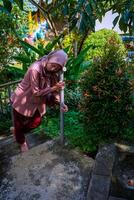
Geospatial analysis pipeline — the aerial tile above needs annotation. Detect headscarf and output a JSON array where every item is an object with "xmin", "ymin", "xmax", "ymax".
[
  {"xmin": 47, "ymin": 50, "xmax": 68, "ymax": 67},
  {"xmin": 41, "ymin": 49, "xmax": 68, "ymax": 69}
]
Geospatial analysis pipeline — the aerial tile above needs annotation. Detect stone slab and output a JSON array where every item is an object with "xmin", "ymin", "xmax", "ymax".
[
  {"xmin": 87, "ymin": 174, "xmax": 111, "ymax": 200},
  {"xmin": 93, "ymin": 144, "xmax": 116, "ymax": 176}
]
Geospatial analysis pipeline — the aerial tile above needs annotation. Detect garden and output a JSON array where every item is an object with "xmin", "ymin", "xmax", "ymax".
[{"xmin": 0, "ymin": 0, "xmax": 134, "ymax": 155}]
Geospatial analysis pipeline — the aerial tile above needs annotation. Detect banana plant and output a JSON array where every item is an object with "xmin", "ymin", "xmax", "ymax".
[
  {"xmin": 13, "ymin": 33, "xmax": 64, "ymax": 71},
  {"xmin": 65, "ymin": 44, "xmax": 93, "ymax": 81}
]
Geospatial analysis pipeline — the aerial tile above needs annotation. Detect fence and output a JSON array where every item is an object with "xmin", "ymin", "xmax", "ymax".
[{"xmin": 0, "ymin": 80, "xmax": 21, "ymax": 119}]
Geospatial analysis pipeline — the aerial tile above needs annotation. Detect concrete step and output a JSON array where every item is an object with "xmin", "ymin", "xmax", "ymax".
[
  {"xmin": 0, "ymin": 130, "xmax": 50, "ymax": 156},
  {"xmin": 109, "ymin": 196, "xmax": 127, "ymax": 200}
]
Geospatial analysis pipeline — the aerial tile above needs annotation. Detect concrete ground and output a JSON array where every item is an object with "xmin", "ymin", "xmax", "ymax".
[{"xmin": 0, "ymin": 133, "xmax": 94, "ymax": 200}]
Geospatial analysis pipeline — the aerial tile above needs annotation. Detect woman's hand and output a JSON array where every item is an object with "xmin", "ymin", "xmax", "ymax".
[
  {"xmin": 61, "ymin": 104, "xmax": 68, "ymax": 112},
  {"xmin": 51, "ymin": 81, "xmax": 65, "ymax": 92}
]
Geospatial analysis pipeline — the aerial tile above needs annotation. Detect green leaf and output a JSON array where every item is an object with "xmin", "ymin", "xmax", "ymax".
[
  {"xmin": 119, "ymin": 17, "xmax": 128, "ymax": 33},
  {"xmin": 63, "ymin": 4, "xmax": 68, "ymax": 15},
  {"xmin": 85, "ymin": 4, "xmax": 92, "ymax": 15},
  {"xmin": 14, "ymin": 0, "xmax": 23, "ymax": 10},
  {"xmin": 63, "ymin": 46, "xmax": 70, "ymax": 53},
  {"xmin": 73, "ymin": 44, "xmax": 92, "ymax": 68},
  {"xmin": 113, "ymin": 15, "xmax": 119, "ymax": 27},
  {"xmin": 2, "ymin": 0, "xmax": 12, "ymax": 12},
  {"xmin": 43, "ymin": 34, "xmax": 63, "ymax": 54},
  {"xmin": 90, "ymin": 0, "xmax": 97, "ymax": 10},
  {"xmin": 13, "ymin": 55, "xmax": 31, "ymax": 63},
  {"xmin": 80, "ymin": 60, "xmax": 92, "ymax": 70},
  {"xmin": 19, "ymin": 39, "xmax": 44, "ymax": 56},
  {"xmin": 66, "ymin": 44, "xmax": 92, "ymax": 80}
]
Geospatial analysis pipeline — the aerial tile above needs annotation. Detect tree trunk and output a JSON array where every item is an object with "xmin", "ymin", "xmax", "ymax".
[
  {"xmin": 29, "ymin": 0, "xmax": 62, "ymax": 48},
  {"xmin": 73, "ymin": 40, "xmax": 78, "ymax": 57},
  {"xmin": 78, "ymin": 30, "xmax": 90, "ymax": 54}
]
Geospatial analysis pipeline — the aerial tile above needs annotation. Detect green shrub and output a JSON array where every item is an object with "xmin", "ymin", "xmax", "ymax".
[
  {"xmin": 0, "ymin": 116, "xmax": 12, "ymax": 136},
  {"xmin": 80, "ymin": 33, "xmax": 134, "ymax": 150},
  {"xmin": 64, "ymin": 86, "xmax": 81, "ymax": 110},
  {"xmin": 83, "ymin": 29, "xmax": 126, "ymax": 60},
  {"xmin": 0, "ymin": 12, "xmax": 18, "ymax": 68},
  {"xmin": 36, "ymin": 109, "xmax": 97, "ymax": 152},
  {"xmin": 0, "ymin": 67, "xmax": 24, "ymax": 84},
  {"xmin": 64, "ymin": 110, "xmax": 97, "ymax": 152}
]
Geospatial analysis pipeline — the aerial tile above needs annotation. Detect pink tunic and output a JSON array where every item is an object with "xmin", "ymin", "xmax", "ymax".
[{"xmin": 11, "ymin": 60, "xmax": 59, "ymax": 117}]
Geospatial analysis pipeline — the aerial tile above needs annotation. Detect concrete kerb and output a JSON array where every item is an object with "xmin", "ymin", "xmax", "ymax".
[{"xmin": 87, "ymin": 144, "xmax": 117, "ymax": 200}]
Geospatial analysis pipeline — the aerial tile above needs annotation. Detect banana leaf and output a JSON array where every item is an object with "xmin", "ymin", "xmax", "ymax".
[
  {"xmin": 13, "ymin": 55, "xmax": 32, "ymax": 64},
  {"xmin": 43, "ymin": 34, "xmax": 64, "ymax": 54},
  {"xmin": 65, "ymin": 44, "xmax": 92, "ymax": 80},
  {"xmin": 19, "ymin": 40, "xmax": 44, "ymax": 56}
]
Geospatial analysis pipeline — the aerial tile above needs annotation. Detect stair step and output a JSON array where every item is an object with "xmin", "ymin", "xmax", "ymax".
[{"xmin": 109, "ymin": 196, "xmax": 127, "ymax": 200}]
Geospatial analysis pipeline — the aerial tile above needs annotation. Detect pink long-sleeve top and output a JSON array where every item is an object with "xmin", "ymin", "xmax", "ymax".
[{"xmin": 11, "ymin": 60, "xmax": 59, "ymax": 117}]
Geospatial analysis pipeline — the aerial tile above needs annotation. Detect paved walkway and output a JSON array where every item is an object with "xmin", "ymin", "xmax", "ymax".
[{"xmin": 0, "ymin": 133, "xmax": 94, "ymax": 200}]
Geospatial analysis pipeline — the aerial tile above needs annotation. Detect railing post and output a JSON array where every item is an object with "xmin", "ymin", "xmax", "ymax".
[
  {"xmin": 7, "ymin": 85, "xmax": 14, "ymax": 125},
  {"xmin": 0, "ymin": 94, "xmax": 3, "ymax": 116},
  {"xmin": 0, "ymin": 80, "xmax": 21, "ymax": 119},
  {"xmin": 60, "ymin": 70, "xmax": 64, "ymax": 145}
]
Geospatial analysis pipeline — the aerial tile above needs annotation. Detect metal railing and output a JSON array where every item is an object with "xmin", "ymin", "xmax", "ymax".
[{"xmin": 0, "ymin": 80, "xmax": 21, "ymax": 118}]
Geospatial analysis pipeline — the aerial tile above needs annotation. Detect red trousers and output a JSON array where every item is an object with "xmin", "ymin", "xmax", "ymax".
[{"xmin": 13, "ymin": 109, "xmax": 41, "ymax": 144}]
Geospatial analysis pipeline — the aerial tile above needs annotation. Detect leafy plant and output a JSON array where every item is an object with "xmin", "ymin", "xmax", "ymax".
[
  {"xmin": 13, "ymin": 34, "xmax": 64, "ymax": 71},
  {"xmin": 83, "ymin": 29, "xmax": 126, "ymax": 60},
  {"xmin": 64, "ymin": 87, "xmax": 81, "ymax": 110},
  {"xmin": 80, "ymin": 32, "xmax": 134, "ymax": 149},
  {"xmin": 0, "ymin": 115, "xmax": 12, "ymax": 136},
  {"xmin": 65, "ymin": 44, "xmax": 93, "ymax": 81},
  {"xmin": 0, "ymin": 67, "xmax": 24, "ymax": 84},
  {"xmin": 35, "ymin": 109, "xmax": 97, "ymax": 153},
  {"xmin": 0, "ymin": 11, "xmax": 18, "ymax": 68}
]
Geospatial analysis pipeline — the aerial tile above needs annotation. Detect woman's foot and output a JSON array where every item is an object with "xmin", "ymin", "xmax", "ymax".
[
  {"xmin": 128, "ymin": 179, "xmax": 134, "ymax": 186},
  {"xmin": 10, "ymin": 126, "xmax": 16, "ymax": 141},
  {"xmin": 10, "ymin": 126, "xmax": 15, "ymax": 134},
  {"xmin": 20, "ymin": 141, "xmax": 29, "ymax": 153}
]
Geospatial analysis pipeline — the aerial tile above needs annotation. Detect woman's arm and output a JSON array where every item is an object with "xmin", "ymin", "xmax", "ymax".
[{"xmin": 30, "ymin": 69, "xmax": 64, "ymax": 97}]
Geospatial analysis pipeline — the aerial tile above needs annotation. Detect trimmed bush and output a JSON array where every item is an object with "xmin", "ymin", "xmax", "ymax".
[
  {"xmin": 79, "ymin": 31, "xmax": 134, "ymax": 150},
  {"xmin": 83, "ymin": 29, "xmax": 126, "ymax": 60}
]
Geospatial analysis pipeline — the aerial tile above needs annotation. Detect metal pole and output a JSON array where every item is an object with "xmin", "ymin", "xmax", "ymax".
[{"xmin": 60, "ymin": 70, "xmax": 64, "ymax": 144}]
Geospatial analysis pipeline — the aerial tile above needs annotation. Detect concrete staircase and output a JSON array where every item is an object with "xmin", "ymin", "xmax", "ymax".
[{"xmin": 0, "ymin": 132, "xmax": 94, "ymax": 200}]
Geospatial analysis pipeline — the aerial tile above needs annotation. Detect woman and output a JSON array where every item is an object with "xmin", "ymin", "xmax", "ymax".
[{"xmin": 11, "ymin": 49, "xmax": 68, "ymax": 152}]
